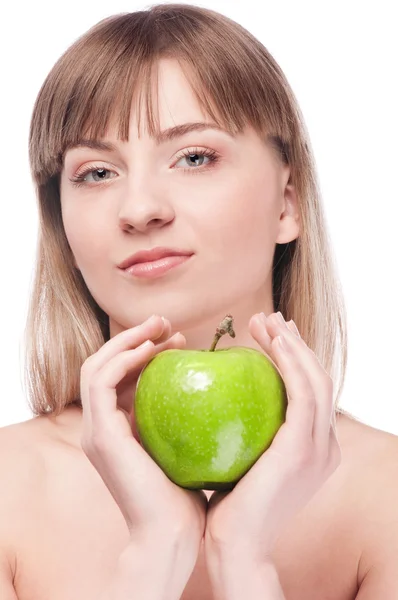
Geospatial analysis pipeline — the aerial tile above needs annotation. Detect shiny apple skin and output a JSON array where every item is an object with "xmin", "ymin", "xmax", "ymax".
[{"xmin": 135, "ymin": 347, "xmax": 288, "ymax": 490}]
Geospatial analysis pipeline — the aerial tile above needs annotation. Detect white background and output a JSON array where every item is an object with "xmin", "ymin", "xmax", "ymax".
[{"xmin": 0, "ymin": 1, "xmax": 397, "ymax": 433}]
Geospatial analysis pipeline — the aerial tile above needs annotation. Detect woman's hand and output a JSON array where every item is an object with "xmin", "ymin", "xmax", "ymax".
[
  {"xmin": 205, "ymin": 311, "xmax": 342, "ymax": 563},
  {"xmin": 79, "ymin": 315, "xmax": 207, "ymax": 565}
]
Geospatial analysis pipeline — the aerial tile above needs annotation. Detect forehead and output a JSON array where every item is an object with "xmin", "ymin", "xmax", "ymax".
[
  {"xmin": 126, "ymin": 58, "xmax": 227, "ymax": 138},
  {"xmin": 79, "ymin": 58, "xmax": 239, "ymax": 147},
  {"xmin": 75, "ymin": 59, "xmax": 220, "ymax": 142},
  {"xmin": 154, "ymin": 58, "xmax": 208, "ymax": 121}
]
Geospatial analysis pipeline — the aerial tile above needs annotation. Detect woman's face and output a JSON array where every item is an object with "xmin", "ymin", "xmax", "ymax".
[{"xmin": 60, "ymin": 58, "xmax": 299, "ymax": 342}]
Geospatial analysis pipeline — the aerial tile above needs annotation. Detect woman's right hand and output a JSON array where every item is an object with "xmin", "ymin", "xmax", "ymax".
[{"xmin": 79, "ymin": 314, "xmax": 207, "ymax": 564}]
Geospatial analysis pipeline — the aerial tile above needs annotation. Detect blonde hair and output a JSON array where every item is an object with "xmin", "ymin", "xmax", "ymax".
[{"xmin": 25, "ymin": 3, "xmax": 348, "ymax": 417}]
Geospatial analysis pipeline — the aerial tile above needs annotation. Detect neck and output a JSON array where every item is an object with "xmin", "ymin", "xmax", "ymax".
[
  {"xmin": 110, "ymin": 284, "xmax": 275, "ymax": 352},
  {"xmin": 176, "ymin": 309, "xmax": 269, "ymax": 353}
]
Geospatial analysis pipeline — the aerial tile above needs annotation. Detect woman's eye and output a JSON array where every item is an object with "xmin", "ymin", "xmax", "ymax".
[
  {"xmin": 88, "ymin": 168, "xmax": 109, "ymax": 182},
  {"xmin": 69, "ymin": 167, "xmax": 117, "ymax": 188},
  {"xmin": 175, "ymin": 153, "xmax": 210, "ymax": 168},
  {"xmin": 83, "ymin": 168, "xmax": 116, "ymax": 183}
]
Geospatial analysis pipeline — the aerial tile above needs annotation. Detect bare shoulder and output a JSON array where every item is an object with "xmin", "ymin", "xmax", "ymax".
[
  {"xmin": 0, "ymin": 418, "xmax": 48, "ymax": 584},
  {"xmin": 337, "ymin": 411, "xmax": 398, "ymax": 586},
  {"xmin": 0, "ymin": 412, "xmax": 78, "ymax": 506},
  {"xmin": 337, "ymin": 409, "xmax": 398, "ymax": 475},
  {"xmin": 0, "ymin": 418, "xmax": 47, "ymax": 521},
  {"xmin": 337, "ymin": 410, "xmax": 398, "ymax": 493},
  {"xmin": 0, "ymin": 417, "xmax": 48, "ymax": 477}
]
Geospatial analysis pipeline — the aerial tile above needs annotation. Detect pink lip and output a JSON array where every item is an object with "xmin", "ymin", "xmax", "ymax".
[
  {"xmin": 122, "ymin": 255, "xmax": 192, "ymax": 279},
  {"xmin": 118, "ymin": 246, "xmax": 193, "ymax": 270}
]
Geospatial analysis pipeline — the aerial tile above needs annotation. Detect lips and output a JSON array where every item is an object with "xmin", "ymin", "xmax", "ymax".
[{"xmin": 118, "ymin": 246, "xmax": 194, "ymax": 270}]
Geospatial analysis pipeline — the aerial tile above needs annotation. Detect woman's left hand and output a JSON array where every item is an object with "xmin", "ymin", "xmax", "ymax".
[{"xmin": 205, "ymin": 311, "xmax": 342, "ymax": 563}]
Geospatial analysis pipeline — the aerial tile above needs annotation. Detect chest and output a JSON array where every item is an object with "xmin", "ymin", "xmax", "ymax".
[{"xmin": 13, "ymin": 462, "xmax": 360, "ymax": 600}]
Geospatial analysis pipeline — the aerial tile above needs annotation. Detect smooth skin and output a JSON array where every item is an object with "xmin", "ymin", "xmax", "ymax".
[
  {"xmin": 206, "ymin": 310, "xmax": 340, "ymax": 557},
  {"xmin": 80, "ymin": 314, "xmax": 207, "ymax": 576}
]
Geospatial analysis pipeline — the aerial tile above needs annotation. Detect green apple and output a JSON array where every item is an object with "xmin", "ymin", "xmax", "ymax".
[{"xmin": 135, "ymin": 315, "xmax": 287, "ymax": 490}]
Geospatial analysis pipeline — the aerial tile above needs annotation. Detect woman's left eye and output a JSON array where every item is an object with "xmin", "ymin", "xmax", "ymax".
[{"xmin": 174, "ymin": 148, "xmax": 219, "ymax": 171}]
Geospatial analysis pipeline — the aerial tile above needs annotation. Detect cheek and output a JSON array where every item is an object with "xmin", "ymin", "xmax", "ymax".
[
  {"xmin": 197, "ymin": 172, "xmax": 278, "ymax": 251},
  {"xmin": 191, "ymin": 172, "xmax": 279, "ymax": 287},
  {"xmin": 62, "ymin": 205, "xmax": 110, "ymax": 270}
]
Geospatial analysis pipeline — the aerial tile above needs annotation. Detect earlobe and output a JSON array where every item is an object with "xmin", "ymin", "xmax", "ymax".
[
  {"xmin": 276, "ymin": 183, "xmax": 300, "ymax": 244},
  {"xmin": 72, "ymin": 257, "xmax": 80, "ymax": 271}
]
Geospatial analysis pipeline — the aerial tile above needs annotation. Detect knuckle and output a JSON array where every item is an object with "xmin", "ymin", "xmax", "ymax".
[
  {"xmin": 87, "ymin": 370, "xmax": 111, "ymax": 393},
  {"xmin": 80, "ymin": 434, "xmax": 92, "ymax": 455},
  {"xmin": 88, "ymin": 430, "xmax": 112, "ymax": 454},
  {"xmin": 81, "ymin": 357, "xmax": 95, "ymax": 376},
  {"xmin": 324, "ymin": 375, "xmax": 334, "ymax": 396},
  {"xmin": 330, "ymin": 439, "xmax": 342, "ymax": 469},
  {"xmin": 296, "ymin": 389, "xmax": 316, "ymax": 410},
  {"xmin": 81, "ymin": 424, "xmax": 113, "ymax": 456},
  {"xmin": 292, "ymin": 444, "xmax": 314, "ymax": 469},
  {"xmin": 88, "ymin": 378, "xmax": 103, "ymax": 393}
]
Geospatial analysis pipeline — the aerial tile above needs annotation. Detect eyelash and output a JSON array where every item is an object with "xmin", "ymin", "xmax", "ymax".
[{"xmin": 68, "ymin": 147, "xmax": 220, "ymax": 188}]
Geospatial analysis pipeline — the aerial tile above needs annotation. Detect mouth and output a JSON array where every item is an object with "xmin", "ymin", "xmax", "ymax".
[{"xmin": 120, "ymin": 253, "xmax": 193, "ymax": 279}]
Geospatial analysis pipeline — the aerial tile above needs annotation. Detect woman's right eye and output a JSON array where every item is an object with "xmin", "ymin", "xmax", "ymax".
[{"xmin": 69, "ymin": 166, "xmax": 117, "ymax": 188}]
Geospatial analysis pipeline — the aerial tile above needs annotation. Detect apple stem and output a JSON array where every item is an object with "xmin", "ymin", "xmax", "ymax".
[{"xmin": 209, "ymin": 314, "xmax": 236, "ymax": 351}]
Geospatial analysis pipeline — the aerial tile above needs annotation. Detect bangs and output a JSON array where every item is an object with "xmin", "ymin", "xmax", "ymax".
[
  {"xmin": 64, "ymin": 56, "xmax": 244, "ymax": 155},
  {"xmin": 29, "ymin": 6, "xmax": 290, "ymax": 184}
]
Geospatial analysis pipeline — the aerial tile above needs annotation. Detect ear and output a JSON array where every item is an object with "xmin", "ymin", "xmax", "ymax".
[
  {"xmin": 72, "ymin": 256, "xmax": 80, "ymax": 271},
  {"xmin": 275, "ymin": 178, "xmax": 300, "ymax": 244}
]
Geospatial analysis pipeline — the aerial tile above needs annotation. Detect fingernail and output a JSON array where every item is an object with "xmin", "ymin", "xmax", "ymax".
[
  {"xmin": 258, "ymin": 312, "xmax": 267, "ymax": 325},
  {"xmin": 172, "ymin": 331, "xmax": 185, "ymax": 341},
  {"xmin": 287, "ymin": 319, "xmax": 300, "ymax": 337},
  {"xmin": 276, "ymin": 312, "xmax": 286, "ymax": 324},
  {"xmin": 276, "ymin": 334, "xmax": 289, "ymax": 351},
  {"xmin": 138, "ymin": 340, "xmax": 153, "ymax": 349},
  {"xmin": 149, "ymin": 314, "xmax": 166, "ymax": 324}
]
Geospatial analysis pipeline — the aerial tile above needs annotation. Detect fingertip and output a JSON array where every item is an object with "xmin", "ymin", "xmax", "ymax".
[
  {"xmin": 287, "ymin": 319, "xmax": 300, "ymax": 337},
  {"xmin": 171, "ymin": 331, "xmax": 186, "ymax": 345},
  {"xmin": 250, "ymin": 315, "xmax": 271, "ymax": 343},
  {"xmin": 149, "ymin": 315, "xmax": 171, "ymax": 341},
  {"xmin": 137, "ymin": 339, "xmax": 155, "ymax": 350},
  {"xmin": 148, "ymin": 314, "xmax": 168, "ymax": 327},
  {"xmin": 252, "ymin": 312, "xmax": 267, "ymax": 327}
]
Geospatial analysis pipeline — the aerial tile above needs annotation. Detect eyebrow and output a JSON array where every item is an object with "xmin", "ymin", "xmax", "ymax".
[{"xmin": 65, "ymin": 122, "xmax": 236, "ymax": 154}]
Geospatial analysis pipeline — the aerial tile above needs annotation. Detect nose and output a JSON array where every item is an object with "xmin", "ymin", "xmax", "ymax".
[{"xmin": 118, "ymin": 180, "xmax": 175, "ymax": 234}]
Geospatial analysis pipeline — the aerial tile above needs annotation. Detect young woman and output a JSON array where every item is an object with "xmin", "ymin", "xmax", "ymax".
[{"xmin": 1, "ymin": 4, "xmax": 397, "ymax": 599}]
